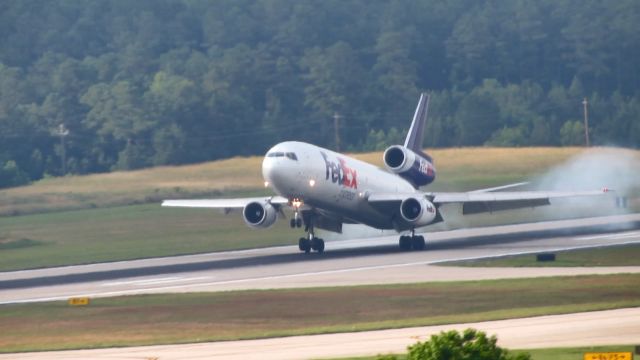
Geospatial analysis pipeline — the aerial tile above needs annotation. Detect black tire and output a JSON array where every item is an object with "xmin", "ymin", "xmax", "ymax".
[
  {"xmin": 399, "ymin": 236, "xmax": 412, "ymax": 251},
  {"xmin": 290, "ymin": 219, "xmax": 296, "ymax": 228},
  {"xmin": 296, "ymin": 218, "xmax": 303, "ymax": 228},
  {"xmin": 313, "ymin": 238, "xmax": 325, "ymax": 253},
  {"xmin": 299, "ymin": 237, "xmax": 311, "ymax": 253},
  {"xmin": 411, "ymin": 235, "xmax": 426, "ymax": 251}
]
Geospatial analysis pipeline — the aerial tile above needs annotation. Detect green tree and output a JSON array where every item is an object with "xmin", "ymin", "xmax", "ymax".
[
  {"xmin": 373, "ymin": 28, "xmax": 419, "ymax": 124},
  {"xmin": 486, "ymin": 127, "xmax": 527, "ymax": 147},
  {"xmin": 560, "ymin": 120, "xmax": 586, "ymax": 146},
  {"xmin": 0, "ymin": 160, "xmax": 29, "ymax": 188},
  {"xmin": 405, "ymin": 329, "xmax": 530, "ymax": 360},
  {"xmin": 0, "ymin": 0, "xmax": 639, "ymax": 185},
  {"xmin": 301, "ymin": 41, "xmax": 367, "ymax": 147},
  {"xmin": 81, "ymin": 81, "xmax": 153, "ymax": 170},
  {"xmin": 359, "ymin": 128, "xmax": 404, "ymax": 151},
  {"xmin": 455, "ymin": 92, "xmax": 501, "ymax": 146}
]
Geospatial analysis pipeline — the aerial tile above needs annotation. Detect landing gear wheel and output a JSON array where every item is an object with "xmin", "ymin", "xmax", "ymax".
[
  {"xmin": 411, "ymin": 235, "xmax": 426, "ymax": 251},
  {"xmin": 399, "ymin": 236, "xmax": 412, "ymax": 251},
  {"xmin": 290, "ymin": 219, "xmax": 296, "ymax": 228},
  {"xmin": 296, "ymin": 218, "xmax": 303, "ymax": 228},
  {"xmin": 298, "ymin": 237, "xmax": 311, "ymax": 253},
  {"xmin": 311, "ymin": 238, "xmax": 325, "ymax": 253}
]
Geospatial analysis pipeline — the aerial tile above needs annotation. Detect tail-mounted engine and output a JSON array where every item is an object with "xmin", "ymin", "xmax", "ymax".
[
  {"xmin": 243, "ymin": 201, "xmax": 278, "ymax": 228},
  {"xmin": 399, "ymin": 197, "xmax": 437, "ymax": 227},
  {"xmin": 383, "ymin": 145, "xmax": 436, "ymax": 188}
]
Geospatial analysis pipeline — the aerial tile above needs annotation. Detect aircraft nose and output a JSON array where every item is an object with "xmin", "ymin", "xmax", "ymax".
[
  {"xmin": 262, "ymin": 156, "xmax": 276, "ymax": 185},
  {"xmin": 262, "ymin": 155, "xmax": 287, "ymax": 187}
]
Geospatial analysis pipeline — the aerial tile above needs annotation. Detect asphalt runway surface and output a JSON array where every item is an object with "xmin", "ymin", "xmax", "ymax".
[{"xmin": 2, "ymin": 213, "xmax": 640, "ymax": 305}]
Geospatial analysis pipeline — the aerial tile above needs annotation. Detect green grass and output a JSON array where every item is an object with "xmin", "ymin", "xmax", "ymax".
[
  {"xmin": 0, "ymin": 203, "xmax": 295, "ymax": 271},
  {"xmin": 336, "ymin": 345, "xmax": 637, "ymax": 360},
  {"xmin": 444, "ymin": 243, "xmax": 640, "ymax": 267},
  {"xmin": 1, "ymin": 274, "xmax": 639, "ymax": 353}
]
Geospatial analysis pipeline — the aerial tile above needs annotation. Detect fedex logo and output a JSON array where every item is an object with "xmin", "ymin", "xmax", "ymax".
[
  {"xmin": 321, "ymin": 152, "xmax": 358, "ymax": 189},
  {"xmin": 418, "ymin": 159, "xmax": 435, "ymax": 176}
]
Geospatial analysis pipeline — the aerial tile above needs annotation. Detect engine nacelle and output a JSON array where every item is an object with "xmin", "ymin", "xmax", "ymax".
[
  {"xmin": 399, "ymin": 197, "xmax": 437, "ymax": 227},
  {"xmin": 383, "ymin": 145, "xmax": 435, "ymax": 187},
  {"xmin": 242, "ymin": 201, "xmax": 277, "ymax": 228}
]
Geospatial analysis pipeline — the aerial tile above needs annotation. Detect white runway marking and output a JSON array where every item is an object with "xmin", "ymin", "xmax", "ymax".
[
  {"xmin": 100, "ymin": 276, "xmax": 211, "ymax": 287},
  {"xmin": 574, "ymin": 231, "xmax": 640, "ymax": 241}
]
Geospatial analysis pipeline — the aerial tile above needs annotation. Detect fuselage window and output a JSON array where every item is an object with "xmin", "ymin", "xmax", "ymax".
[{"xmin": 286, "ymin": 152, "xmax": 298, "ymax": 161}]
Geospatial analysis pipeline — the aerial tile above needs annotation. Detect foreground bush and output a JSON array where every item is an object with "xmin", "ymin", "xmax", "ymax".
[{"xmin": 378, "ymin": 328, "xmax": 530, "ymax": 360}]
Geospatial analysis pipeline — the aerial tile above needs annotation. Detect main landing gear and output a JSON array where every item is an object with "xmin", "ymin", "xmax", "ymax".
[
  {"xmin": 298, "ymin": 235, "xmax": 324, "ymax": 254},
  {"xmin": 398, "ymin": 230, "xmax": 425, "ymax": 251},
  {"xmin": 294, "ymin": 208, "xmax": 324, "ymax": 254}
]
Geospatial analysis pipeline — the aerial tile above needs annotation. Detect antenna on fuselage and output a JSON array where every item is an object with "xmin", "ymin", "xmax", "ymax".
[{"xmin": 403, "ymin": 93, "xmax": 430, "ymax": 153}]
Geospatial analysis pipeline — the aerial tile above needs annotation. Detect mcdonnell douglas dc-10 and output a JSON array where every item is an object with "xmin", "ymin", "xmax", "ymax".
[{"xmin": 163, "ymin": 94, "xmax": 611, "ymax": 253}]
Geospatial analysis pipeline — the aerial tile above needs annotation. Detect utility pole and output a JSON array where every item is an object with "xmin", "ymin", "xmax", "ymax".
[
  {"xmin": 582, "ymin": 97, "xmax": 590, "ymax": 147},
  {"xmin": 56, "ymin": 123, "xmax": 69, "ymax": 175},
  {"xmin": 333, "ymin": 112, "xmax": 341, "ymax": 152}
]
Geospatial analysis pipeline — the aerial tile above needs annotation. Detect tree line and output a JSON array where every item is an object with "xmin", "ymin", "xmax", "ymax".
[{"xmin": 0, "ymin": 0, "xmax": 638, "ymax": 188}]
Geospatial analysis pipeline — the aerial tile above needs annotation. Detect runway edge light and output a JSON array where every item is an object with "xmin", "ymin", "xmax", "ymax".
[{"xmin": 68, "ymin": 297, "xmax": 90, "ymax": 306}]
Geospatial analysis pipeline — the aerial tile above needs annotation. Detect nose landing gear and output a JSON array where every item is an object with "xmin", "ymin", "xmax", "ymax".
[
  {"xmin": 289, "ymin": 198, "xmax": 304, "ymax": 228},
  {"xmin": 290, "ymin": 215, "xmax": 303, "ymax": 228}
]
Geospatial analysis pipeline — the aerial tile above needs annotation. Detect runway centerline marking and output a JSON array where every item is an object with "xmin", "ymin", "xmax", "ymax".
[{"xmin": 100, "ymin": 276, "xmax": 212, "ymax": 287}]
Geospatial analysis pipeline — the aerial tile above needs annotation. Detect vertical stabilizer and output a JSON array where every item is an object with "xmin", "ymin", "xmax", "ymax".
[{"xmin": 403, "ymin": 93, "xmax": 430, "ymax": 152}]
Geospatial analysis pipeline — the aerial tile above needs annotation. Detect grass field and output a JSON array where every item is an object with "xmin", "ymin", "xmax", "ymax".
[
  {"xmin": 0, "ymin": 204, "xmax": 297, "ymax": 271},
  {"xmin": 1, "ymin": 273, "xmax": 639, "ymax": 353},
  {"xmin": 336, "ymin": 345, "xmax": 638, "ymax": 360},
  {"xmin": 444, "ymin": 243, "xmax": 640, "ymax": 267}
]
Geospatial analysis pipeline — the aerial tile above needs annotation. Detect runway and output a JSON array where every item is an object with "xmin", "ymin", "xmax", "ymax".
[{"xmin": 1, "ymin": 213, "xmax": 640, "ymax": 305}]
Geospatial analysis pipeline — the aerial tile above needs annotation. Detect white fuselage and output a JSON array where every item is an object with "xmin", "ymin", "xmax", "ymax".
[{"xmin": 262, "ymin": 141, "xmax": 417, "ymax": 229}]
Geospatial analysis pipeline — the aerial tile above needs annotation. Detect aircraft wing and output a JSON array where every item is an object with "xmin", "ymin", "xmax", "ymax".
[
  {"xmin": 162, "ymin": 196, "xmax": 289, "ymax": 210},
  {"xmin": 367, "ymin": 189, "xmax": 612, "ymax": 215}
]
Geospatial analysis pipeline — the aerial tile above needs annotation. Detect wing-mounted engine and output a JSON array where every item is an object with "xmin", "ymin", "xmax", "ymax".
[
  {"xmin": 399, "ymin": 197, "xmax": 437, "ymax": 227},
  {"xmin": 242, "ymin": 201, "xmax": 278, "ymax": 228},
  {"xmin": 383, "ymin": 145, "xmax": 436, "ymax": 188}
]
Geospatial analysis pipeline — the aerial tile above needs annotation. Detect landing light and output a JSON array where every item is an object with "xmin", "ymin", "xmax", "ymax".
[
  {"xmin": 292, "ymin": 198, "xmax": 303, "ymax": 208},
  {"xmin": 264, "ymin": 181, "xmax": 269, "ymax": 188},
  {"xmin": 309, "ymin": 179, "xmax": 316, "ymax": 187}
]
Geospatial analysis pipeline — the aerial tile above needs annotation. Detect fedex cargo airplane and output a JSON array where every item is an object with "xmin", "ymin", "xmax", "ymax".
[{"xmin": 163, "ymin": 94, "xmax": 611, "ymax": 253}]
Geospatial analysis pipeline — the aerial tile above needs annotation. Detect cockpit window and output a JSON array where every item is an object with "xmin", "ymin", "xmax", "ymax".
[{"xmin": 267, "ymin": 151, "xmax": 297, "ymax": 160}]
